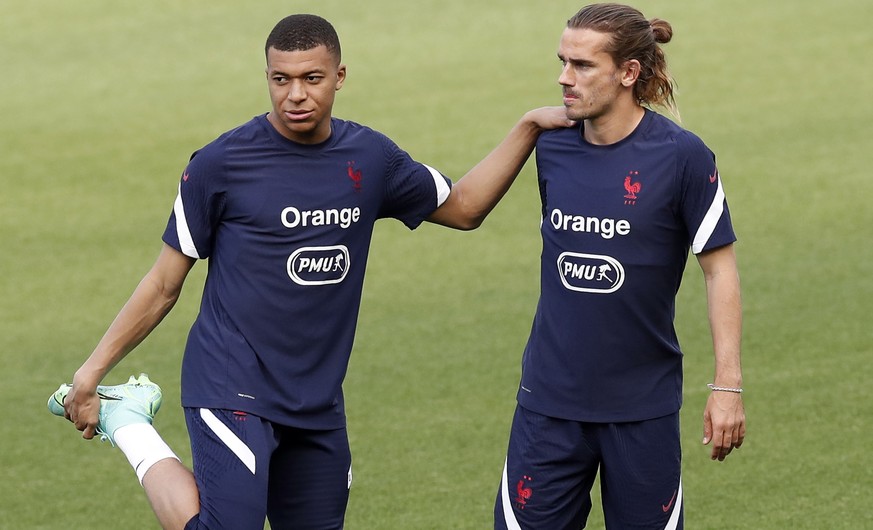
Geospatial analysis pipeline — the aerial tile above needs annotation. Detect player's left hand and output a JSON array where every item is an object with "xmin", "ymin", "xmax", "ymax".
[{"xmin": 702, "ymin": 391, "xmax": 745, "ymax": 461}]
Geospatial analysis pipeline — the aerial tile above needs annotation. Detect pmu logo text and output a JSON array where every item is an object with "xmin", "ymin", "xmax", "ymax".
[
  {"xmin": 557, "ymin": 252, "xmax": 624, "ymax": 293},
  {"xmin": 287, "ymin": 245, "xmax": 350, "ymax": 286}
]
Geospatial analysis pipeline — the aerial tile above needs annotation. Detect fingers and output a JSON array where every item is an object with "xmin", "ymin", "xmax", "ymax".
[
  {"xmin": 704, "ymin": 426, "xmax": 729, "ymax": 461},
  {"xmin": 64, "ymin": 391, "xmax": 100, "ymax": 439},
  {"xmin": 702, "ymin": 410, "xmax": 712, "ymax": 445},
  {"xmin": 732, "ymin": 423, "xmax": 746, "ymax": 450},
  {"xmin": 702, "ymin": 398, "xmax": 746, "ymax": 461},
  {"xmin": 71, "ymin": 412, "xmax": 98, "ymax": 437},
  {"xmin": 70, "ymin": 412, "xmax": 98, "ymax": 438},
  {"xmin": 712, "ymin": 433, "xmax": 733, "ymax": 461},
  {"xmin": 82, "ymin": 425, "xmax": 97, "ymax": 440},
  {"xmin": 706, "ymin": 424, "xmax": 745, "ymax": 461}
]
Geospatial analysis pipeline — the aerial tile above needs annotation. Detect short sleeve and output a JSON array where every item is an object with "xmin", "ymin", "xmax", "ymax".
[
  {"xmin": 161, "ymin": 149, "xmax": 226, "ymax": 259},
  {"xmin": 378, "ymin": 138, "xmax": 452, "ymax": 229},
  {"xmin": 676, "ymin": 132, "xmax": 736, "ymax": 254}
]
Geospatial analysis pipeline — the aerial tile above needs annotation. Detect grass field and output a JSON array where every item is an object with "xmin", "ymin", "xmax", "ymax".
[{"xmin": 2, "ymin": 0, "xmax": 872, "ymax": 528}]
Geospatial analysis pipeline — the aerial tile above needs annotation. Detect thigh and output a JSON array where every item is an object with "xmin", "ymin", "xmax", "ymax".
[
  {"xmin": 185, "ymin": 408, "xmax": 278, "ymax": 530},
  {"xmin": 495, "ymin": 405, "xmax": 599, "ymax": 530},
  {"xmin": 266, "ymin": 425, "xmax": 352, "ymax": 530},
  {"xmin": 599, "ymin": 413, "xmax": 683, "ymax": 530}
]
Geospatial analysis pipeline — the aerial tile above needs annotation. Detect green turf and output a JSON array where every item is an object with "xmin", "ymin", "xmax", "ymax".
[{"xmin": 2, "ymin": 0, "xmax": 871, "ymax": 528}]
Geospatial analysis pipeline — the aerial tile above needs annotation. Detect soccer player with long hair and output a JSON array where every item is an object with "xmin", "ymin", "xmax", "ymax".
[{"xmin": 494, "ymin": 4, "xmax": 745, "ymax": 529}]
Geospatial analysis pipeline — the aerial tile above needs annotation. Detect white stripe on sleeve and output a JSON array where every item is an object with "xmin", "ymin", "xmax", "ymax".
[
  {"xmin": 173, "ymin": 183, "xmax": 201, "ymax": 259},
  {"xmin": 423, "ymin": 164, "xmax": 451, "ymax": 208},
  {"xmin": 691, "ymin": 177, "xmax": 725, "ymax": 254},
  {"xmin": 199, "ymin": 408, "xmax": 256, "ymax": 474}
]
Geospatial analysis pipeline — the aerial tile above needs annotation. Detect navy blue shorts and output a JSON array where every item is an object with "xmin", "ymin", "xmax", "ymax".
[
  {"xmin": 182, "ymin": 408, "xmax": 351, "ymax": 530},
  {"xmin": 495, "ymin": 405, "xmax": 683, "ymax": 530}
]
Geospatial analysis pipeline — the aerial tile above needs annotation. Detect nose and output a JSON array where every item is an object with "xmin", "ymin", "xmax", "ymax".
[
  {"xmin": 558, "ymin": 63, "xmax": 573, "ymax": 87},
  {"xmin": 286, "ymin": 80, "xmax": 307, "ymax": 102}
]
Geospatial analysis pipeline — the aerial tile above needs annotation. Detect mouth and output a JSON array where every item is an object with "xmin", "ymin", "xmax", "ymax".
[
  {"xmin": 284, "ymin": 110, "xmax": 314, "ymax": 122},
  {"xmin": 562, "ymin": 92, "xmax": 580, "ymax": 106}
]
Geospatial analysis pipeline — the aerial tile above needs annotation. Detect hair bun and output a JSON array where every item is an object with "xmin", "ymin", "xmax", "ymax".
[{"xmin": 649, "ymin": 18, "xmax": 673, "ymax": 44}]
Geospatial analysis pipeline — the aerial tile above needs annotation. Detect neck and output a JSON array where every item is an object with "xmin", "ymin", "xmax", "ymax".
[{"xmin": 583, "ymin": 104, "xmax": 646, "ymax": 146}]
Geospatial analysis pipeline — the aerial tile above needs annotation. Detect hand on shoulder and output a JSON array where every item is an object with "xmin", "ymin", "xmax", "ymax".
[{"xmin": 524, "ymin": 106, "xmax": 576, "ymax": 131}]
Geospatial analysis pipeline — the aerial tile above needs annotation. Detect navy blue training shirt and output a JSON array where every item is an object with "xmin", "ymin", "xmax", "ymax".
[
  {"xmin": 163, "ymin": 115, "xmax": 451, "ymax": 429},
  {"xmin": 517, "ymin": 110, "xmax": 736, "ymax": 423}
]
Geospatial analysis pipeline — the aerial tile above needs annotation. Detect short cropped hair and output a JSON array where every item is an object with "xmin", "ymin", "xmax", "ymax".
[{"xmin": 265, "ymin": 14, "xmax": 341, "ymax": 63}]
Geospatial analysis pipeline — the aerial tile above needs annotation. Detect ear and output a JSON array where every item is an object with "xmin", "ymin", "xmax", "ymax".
[
  {"xmin": 335, "ymin": 64, "xmax": 347, "ymax": 91},
  {"xmin": 620, "ymin": 59, "xmax": 641, "ymax": 87}
]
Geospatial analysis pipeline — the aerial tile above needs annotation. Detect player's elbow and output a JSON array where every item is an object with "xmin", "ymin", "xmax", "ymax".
[
  {"xmin": 428, "ymin": 206, "xmax": 487, "ymax": 230},
  {"xmin": 428, "ymin": 215, "xmax": 484, "ymax": 231},
  {"xmin": 454, "ymin": 213, "xmax": 486, "ymax": 231},
  {"xmin": 428, "ymin": 193, "xmax": 490, "ymax": 230}
]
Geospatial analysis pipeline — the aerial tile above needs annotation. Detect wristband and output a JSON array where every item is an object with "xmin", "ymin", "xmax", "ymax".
[{"xmin": 707, "ymin": 383, "xmax": 743, "ymax": 394}]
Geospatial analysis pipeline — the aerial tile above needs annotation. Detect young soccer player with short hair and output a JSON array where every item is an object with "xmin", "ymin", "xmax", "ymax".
[{"xmin": 48, "ymin": 13, "xmax": 570, "ymax": 530}]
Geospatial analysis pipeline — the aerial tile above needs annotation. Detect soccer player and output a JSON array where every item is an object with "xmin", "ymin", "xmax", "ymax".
[
  {"xmin": 493, "ymin": 4, "xmax": 746, "ymax": 529},
  {"xmin": 47, "ymin": 14, "xmax": 570, "ymax": 530}
]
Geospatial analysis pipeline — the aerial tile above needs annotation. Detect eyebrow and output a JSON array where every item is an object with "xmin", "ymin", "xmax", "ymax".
[
  {"xmin": 269, "ymin": 67, "xmax": 327, "ymax": 77},
  {"xmin": 557, "ymin": 53, "xmax": 596, "ymax": 67}
]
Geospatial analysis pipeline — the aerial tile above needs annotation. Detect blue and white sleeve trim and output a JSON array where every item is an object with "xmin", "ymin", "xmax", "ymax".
[
  {"xmin": 424, "ymin": 164, "xmax": 452, "ymax": 208},
  {"xmin": 691, "ymin": 176, "xmax": 725, "ymax": 254},
  {"xmin": 173, "ymin": 183, "xmax": 201, "ymax": 259}
]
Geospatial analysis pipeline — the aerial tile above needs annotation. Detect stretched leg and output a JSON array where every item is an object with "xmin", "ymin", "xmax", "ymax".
[
  {"xmin": 48, "ymin": 375, "xmax": 198, "ymax": 529},
  {"xmin": 184, "ymin": 408, "xmax": 279, "ymax": 530},
  {"xmin": 141, "ymin": 457, "xmax": 200, "ymax": 529}
]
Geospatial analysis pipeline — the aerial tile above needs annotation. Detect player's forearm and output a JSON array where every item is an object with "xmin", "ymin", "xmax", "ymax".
[
  {"xmin": 458, "ymin": 118, "xmax": 541, "ymax": 217},
  {"xmin": 74, "ymin": 246, "xmax": 193, "ymax": 388},
  {"xmin": 428, "ymin": 107, "xmax": 571, "ymax": 230},
  {"xmin": 709, "ymin": 304, "xmax": 742, "ymax": 388},
  {"xmin": 429, "ymin": 117, "xmax": 541, "ymax": 229},
  {"xmin": 702, "ymin": 250, "xmax": 743, "ymax": 387},
  {"xmin": 74, "ymin": 275, "xmax": 181, "ymax": 387}
]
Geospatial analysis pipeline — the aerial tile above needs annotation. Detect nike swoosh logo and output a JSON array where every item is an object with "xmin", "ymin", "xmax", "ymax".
[
  {"xmin": 662, "ymin": 490, "xmax": 678, "ymax": 512},
  {"xmin": 709, "ymin": 172, "xmax": 718, "ymax": 184}
]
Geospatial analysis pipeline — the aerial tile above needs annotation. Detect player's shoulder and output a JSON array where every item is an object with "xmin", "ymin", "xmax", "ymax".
[
  {"xmin": 181, "ymin": 117, "xmax": 270, "ymax": 186},
  {"xmin": 645, "ymin": 115, "xmax": 718, "ymax": 183},
  {"xmin": 537, "ymin": 124, "xmax": 583, "ymax": 150},
  {"xmin": 332, "ymin": 117, "xmax": 397, "ymax": 146},
  {"xmin": 192, "ymin": 116, "xmax": 266, "ymax": 160},
  {"xmin": 331, "ymin": 117, "xmax": 408, "ymax": 163},
  {"xmin": 645, "ymin": 112, "xmax": 709, "ymax": 152}
]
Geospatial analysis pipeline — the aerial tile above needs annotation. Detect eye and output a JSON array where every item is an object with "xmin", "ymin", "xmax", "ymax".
[
  {"xmin": 272, "ymin": 75, "xmax": 288, "ymax": 84},
  {"xmin": 305, "ymin": 75, "xmax": 324, "ymax": 83}
]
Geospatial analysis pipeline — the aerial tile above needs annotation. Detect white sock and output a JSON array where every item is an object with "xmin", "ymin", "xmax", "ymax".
[{"xmin": 113, "ymin": 423, "xmax": 181, "ymax": 485}]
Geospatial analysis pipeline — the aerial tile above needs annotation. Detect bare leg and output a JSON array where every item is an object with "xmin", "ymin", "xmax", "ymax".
[{"xmin": 142, "ymin": 458, "xmax": 200, "ymax": 530}]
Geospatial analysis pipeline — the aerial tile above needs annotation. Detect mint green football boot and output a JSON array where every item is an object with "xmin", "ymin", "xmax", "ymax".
[{"xmin": 47, "ymin": 374, "xmax": 163, "ymax": 446}]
